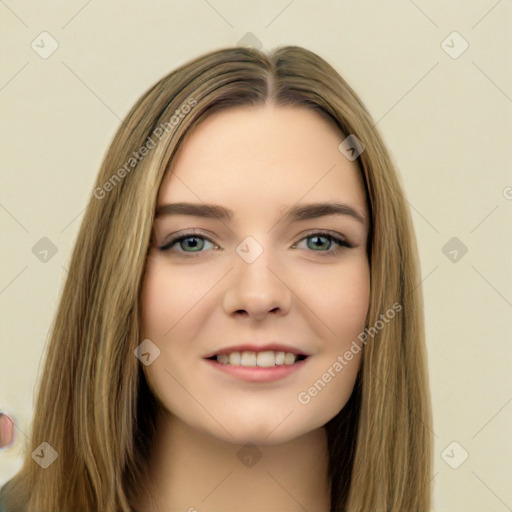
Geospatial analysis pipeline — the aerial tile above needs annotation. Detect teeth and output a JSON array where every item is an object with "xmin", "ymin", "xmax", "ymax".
[
  {"xmin": 240, "ymin": 351, "xmax": 257, "ymax": 366},
  {"xmin": 229, "ymin": 352, "xmax": 241, "ymax": 365},
  {"xmin": 217, "ymin": 354, "xmax": 229, "ymax": 365},
  {"xmin": 275, "ymin": 351, "xmax": 285, "ymax": 365},
  {"xmin": 284, "ymin": 352, "xmax": 296, "ymax": 365},
  {"xmin": 214, "ymin": 350, "xmax": 302, "ymax": 366}
]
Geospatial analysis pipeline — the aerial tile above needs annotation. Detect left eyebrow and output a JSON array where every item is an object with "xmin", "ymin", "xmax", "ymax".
[
  {"xmin": 280, "ymin": 201, "xmax": 367, "ymax": 226},
  {"xmin": 155, "ymin": 201, "xmax": 367, "ymax": 226}
]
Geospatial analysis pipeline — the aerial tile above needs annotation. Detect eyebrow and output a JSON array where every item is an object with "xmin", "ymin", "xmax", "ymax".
[{"xmin": 156, "ymin": 201, "xmax": 367, "ymax": 226}]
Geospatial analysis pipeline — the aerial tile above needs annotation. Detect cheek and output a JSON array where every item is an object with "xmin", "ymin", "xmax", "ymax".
[
  {"xmin": 294, "ymin": 258, "xmax": 369, "ymax": 420},
  {"xmin": 313, "ymin": 258, "xmax": 370, "ymax": 340},
  {"xmin": 140, "ymin": 255, "xmax": 207, "ymax": 340},
  {"xmin": 140, "ymin": 257, "xmax": 165, "ymax": 338}
]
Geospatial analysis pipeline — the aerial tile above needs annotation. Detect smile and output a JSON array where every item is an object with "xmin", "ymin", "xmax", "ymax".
[
  {"xmin": 207, "ymin": 350, "xmax": 308, "ymax": 367},
  {"xmin": 204, "ymin": 351, "xmax": 309, "ymax": 383}
]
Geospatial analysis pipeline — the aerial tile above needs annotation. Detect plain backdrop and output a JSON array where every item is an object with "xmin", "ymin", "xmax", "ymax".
[{"xmin": 1, "ymin": 1, "xmax": 511, "ymax": 511}]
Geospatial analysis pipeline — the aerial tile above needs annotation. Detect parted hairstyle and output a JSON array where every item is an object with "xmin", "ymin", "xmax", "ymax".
[{"xmin": 1, "ymin": 45, "xmax": 432, "ymax": 512}]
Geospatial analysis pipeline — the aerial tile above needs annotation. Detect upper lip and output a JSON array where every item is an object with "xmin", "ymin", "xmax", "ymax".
[{"xmin": 203, "ymin": 343, "xmax": 311, "ymax": 359}]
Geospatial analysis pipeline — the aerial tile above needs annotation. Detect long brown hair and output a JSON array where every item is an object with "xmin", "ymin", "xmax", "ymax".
[{"xmin": 1, "ymin": 45, "xmax": 432, "ymax": 511}]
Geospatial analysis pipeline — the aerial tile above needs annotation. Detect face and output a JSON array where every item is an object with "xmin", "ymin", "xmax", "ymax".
[{"xmin": 140, "ymin": 104, "xmax": 370, "ymax": 445}]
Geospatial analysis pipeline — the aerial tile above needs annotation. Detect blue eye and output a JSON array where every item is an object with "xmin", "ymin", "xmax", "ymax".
[
  {"xmin": 293, "ymin": 232, "xmax": 352, "ymax": 255},
  {"xmin": 159, "ymin": 230, "xmax": 352, "ymax": 257},
  {"xmin": 159, "ymin": 233, "xmax": 218, "ymax": 254}
]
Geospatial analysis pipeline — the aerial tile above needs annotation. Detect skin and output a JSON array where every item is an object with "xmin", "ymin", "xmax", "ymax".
[{"xmin": 137, "ymin": 104, "xmax": 370, "ymax": 512}]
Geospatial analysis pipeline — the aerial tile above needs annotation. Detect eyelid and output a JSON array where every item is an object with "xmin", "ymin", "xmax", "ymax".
[
  {"xmin": 158, "ymin": 228, "xmax": 214, "ymax": 245},
  {"xmin": 158, "ymin": 229, "xmax": 218, "ymax": 252},
  {"xmin": 291, "ymin": 229, "xmax": 353, "ymax": 252},
  {"xmin": 296, "ymin": 228, "xmax": 351, "ymax": 244}
]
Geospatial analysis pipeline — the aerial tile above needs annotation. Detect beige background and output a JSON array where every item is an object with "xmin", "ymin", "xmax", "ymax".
[{"xmin": 1, "ymin": 1, "xmax": 511, "ymax": 510}]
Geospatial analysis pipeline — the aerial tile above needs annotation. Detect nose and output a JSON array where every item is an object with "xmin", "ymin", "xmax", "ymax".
[{"xmin": 222, "ymin": 247, "xmax": 292, "ymax": 321}]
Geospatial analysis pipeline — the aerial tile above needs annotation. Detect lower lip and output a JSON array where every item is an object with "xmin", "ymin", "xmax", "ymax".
[{"xmin": 204, "ymin": 358, "xmax": 308, "ymax": 383}]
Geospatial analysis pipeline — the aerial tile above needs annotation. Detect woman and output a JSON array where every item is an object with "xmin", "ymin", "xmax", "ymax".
[{"xmin": 0, "ymin": 45, "xmax": 432, "ymax": 511}]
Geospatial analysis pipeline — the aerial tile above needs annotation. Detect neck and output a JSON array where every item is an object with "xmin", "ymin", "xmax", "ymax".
[{"xmin": 135, "ymin": 409, "xmax": 331, "ymax": 512}]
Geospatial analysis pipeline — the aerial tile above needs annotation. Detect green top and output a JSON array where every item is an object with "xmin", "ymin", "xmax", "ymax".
[{"xmin": 0, "ymin": 483, "xmax": 12, "ymax": 512}]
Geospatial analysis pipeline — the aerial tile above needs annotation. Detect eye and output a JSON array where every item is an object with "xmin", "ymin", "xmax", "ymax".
[
  {"xmin": 292, "ymin": 230, "xmax": 352, "ymax": 256},
  {"xmin": 158, "ymin": 231, "xmax": 218, "ymax": 256}
]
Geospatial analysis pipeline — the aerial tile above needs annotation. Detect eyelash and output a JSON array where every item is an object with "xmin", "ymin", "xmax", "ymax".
[{"xmin": 158, "ymin": 229, "xmax": 352, "ymax": 257}]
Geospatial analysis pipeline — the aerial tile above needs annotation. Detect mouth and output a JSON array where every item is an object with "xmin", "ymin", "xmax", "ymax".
[
  {"xmin": 203, "ymin": 345, "xmax": 311, "ymax": 383},
  {"xmin": 203, "ymin": 343, "xmax": 311, "ymax": 367},
  {"xmin": 205, "ymin": 351, "xmax": 308, "ymax": 367}
]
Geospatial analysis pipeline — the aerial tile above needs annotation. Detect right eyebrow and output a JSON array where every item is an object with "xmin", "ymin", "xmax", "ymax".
[{"xmin": 156, "ymin": 203, "xmax": 233, "ymax": 220}]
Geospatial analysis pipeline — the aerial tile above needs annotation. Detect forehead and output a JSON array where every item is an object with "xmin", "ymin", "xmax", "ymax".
[{"xmin": 158, "ymin": 105, "xmax": 368, "ymax": 219}]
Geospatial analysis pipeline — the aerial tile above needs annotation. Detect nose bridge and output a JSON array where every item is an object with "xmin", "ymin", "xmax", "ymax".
[
  {"xmin": 234, "ymin": 234, "xmax": 281, "ymax": 288},
  {"xmin": 223, "ymin": 234, "xmax": 292, "ymax": 316}
]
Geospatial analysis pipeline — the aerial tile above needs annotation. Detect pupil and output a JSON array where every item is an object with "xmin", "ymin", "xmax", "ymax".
[
  {"xmin": 309, "ymin": 236, "xmax": 328, "ymax": 250},
  {"xmin": 184, "ymin": 237, "xmax": 202, "ymax": 251}
]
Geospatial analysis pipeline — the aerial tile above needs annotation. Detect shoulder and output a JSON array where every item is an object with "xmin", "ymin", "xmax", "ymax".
[
  {"xmin": 0, "ymin": 482, "xmax": 13, "ymax": 512},
  {"xmin": 0, "ymin": 477, "xmax": 28, "ymax": 512}
]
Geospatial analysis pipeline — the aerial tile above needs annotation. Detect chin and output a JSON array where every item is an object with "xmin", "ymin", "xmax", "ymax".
[
  {"xmin": 216, "ymin": 429, "xmax": 303, "ymax": 447},
  {"xmin": 201, "ymin": 415, "xmax": 322, "ymax": 447}
]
